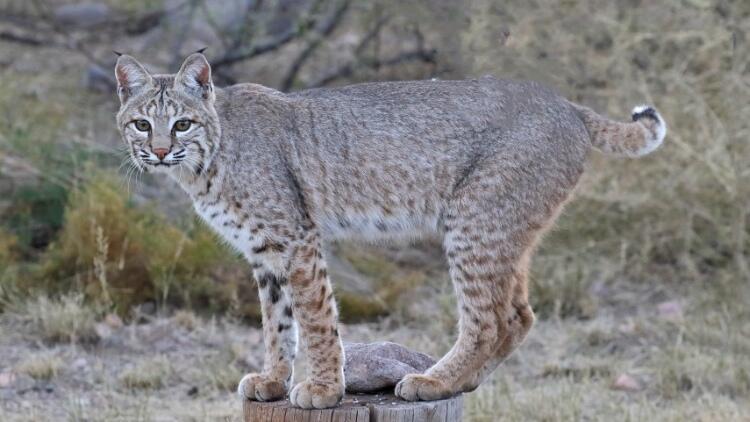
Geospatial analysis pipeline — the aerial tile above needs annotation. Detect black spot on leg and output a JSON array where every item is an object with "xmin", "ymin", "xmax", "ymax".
[
  {"xmin": 284, "ymin": 306, "xmax": 293, "ymax": 317},
  {"xmin": 278, "ymin": 323, "xmax": 290, "ymax": 332},
  {"xmin": 257, "ymin": 273, "xmax": 288, "ymax": 298},
  {"xmin": 252, "ymin": 240, "xmax": 287, "ymax": 254},
  {"xmin": 269, "ymin": 282, "xmax": 281, "ymax": 304}
]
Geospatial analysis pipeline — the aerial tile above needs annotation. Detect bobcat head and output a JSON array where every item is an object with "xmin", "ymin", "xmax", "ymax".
[{"xmin": 115, "ymin": 53, "xmax": 221, "ymax": 176}]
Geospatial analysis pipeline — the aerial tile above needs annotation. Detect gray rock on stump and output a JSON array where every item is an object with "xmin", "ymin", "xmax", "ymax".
[
  {"xmin": 343, "ymin": 341, "xmax": 436, "ymax": 393},
  {"xmin": 243, "ymin": 342, "xmax": 463, "ymax": 421}
]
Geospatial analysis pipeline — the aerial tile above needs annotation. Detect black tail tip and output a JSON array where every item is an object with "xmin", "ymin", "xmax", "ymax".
[{"xmin": 632, "ymin": 106, "xmax": 658, "ymax": 122}]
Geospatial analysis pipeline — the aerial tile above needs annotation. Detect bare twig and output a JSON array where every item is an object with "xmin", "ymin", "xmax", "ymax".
[
  {"xmin": 211, "ymin": 0, "xmax": 330, "ymax": 71},
  {"xmin": 307, "ymin": 47, "xmax": 437, "ymax": 88},
  {"xmin": 280, "ymin": 0, "xmax": 352, "ymax": 91},
  {"xmin": 304, "ymin": 23, "xmax": 435, "ymax": 89},
  {"xmin": 0, "ymin": 30, "xmax": 45, "ymax": 46}
]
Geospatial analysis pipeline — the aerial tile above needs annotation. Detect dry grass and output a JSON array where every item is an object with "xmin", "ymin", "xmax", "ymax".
[
  {"xmin": 2, "ymin": 294, "xmax": 99, "ymax": 344},
  {"xmin": 198, "ymin": 353, "xmax": 245, "ymax": 392},
  {"xmin": 16, "ymin": 352, "xmax": 62, "ymax": 381},
  {"xmin": 172, "ymin": 309, "xmax": 199, "ymax": 331},
  {"xmin": 119, "ymin": 355, "xmax": 173, "ymax": 390}
]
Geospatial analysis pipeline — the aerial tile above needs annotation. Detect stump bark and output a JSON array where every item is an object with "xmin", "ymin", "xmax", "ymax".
[{"xmin": 243, "ymin": 393, "xmax": 463, "ymax": 422}]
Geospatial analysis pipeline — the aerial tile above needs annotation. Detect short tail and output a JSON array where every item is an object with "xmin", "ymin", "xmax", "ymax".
[{"xmin": 571, "ymin": 102, "xmax": 667, "ymax": 158}]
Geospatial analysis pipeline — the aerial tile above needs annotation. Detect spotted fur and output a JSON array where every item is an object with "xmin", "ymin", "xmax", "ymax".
[{"xmin": 115, "ymin": 53, "xmax": 666, "ymax": 409}]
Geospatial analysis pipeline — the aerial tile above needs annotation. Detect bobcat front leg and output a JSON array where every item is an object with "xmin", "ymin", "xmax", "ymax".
[
  {"xmin": 287, "ymin": 231, "xmax": 345, "ymax": 409},
  {"xmin": 238, "ymin": 267, "xmax": 298, "ymax": 402}
]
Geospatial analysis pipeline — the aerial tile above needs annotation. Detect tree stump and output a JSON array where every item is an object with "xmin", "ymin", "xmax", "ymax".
[{"xmin": 243, "ymin": 393, "xmax": 463, "ymax": 422}]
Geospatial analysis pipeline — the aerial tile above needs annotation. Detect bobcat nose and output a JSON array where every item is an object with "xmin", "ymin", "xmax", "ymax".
[{"xmin": 152, "ymin": 148, "xmax": 170, "ymax": 161}]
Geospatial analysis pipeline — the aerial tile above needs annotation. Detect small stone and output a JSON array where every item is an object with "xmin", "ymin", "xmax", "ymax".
[
  {"xmin": 13, "ymin": 374, "xmax": 35, "ymax": 393},
  {"xmin": 618, "ymin": 320, "xmax": 637, "ymax": 334},
  {"xmin": 71, "ymin": 357, "xmax": 88, "ymax": 371},
  {"xmin": 94, "ymin": 322, "xmax": 112, "ymax": 340},
  {"xmin": 343, "ymin": 342, "xmax": 436, "ymax": 393},
  {"xmin": 0, "ymin": 372, "xmax": 16, "ymax": 388},
  {"xmin": 104, "ymin": 313, "xmax": 124, "ymax": 329},
  {"xmin": 657, "ymin": 301, "xmax": 683, "ymax": 321},
  {"xmin": 611, "ymin": 373, "xmax": 641, "ymax": 392}
]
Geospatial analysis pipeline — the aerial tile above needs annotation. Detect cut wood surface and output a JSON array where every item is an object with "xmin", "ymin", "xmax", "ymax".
[{"xmin": 243, "ymin": 393, "xmax": 463, "ymax": 422}]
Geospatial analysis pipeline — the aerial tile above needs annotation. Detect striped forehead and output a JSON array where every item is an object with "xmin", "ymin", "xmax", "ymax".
[
  {"xmin": 142, "ymin": 91, "xmax": 182, "ymax": 117},
  {"xmin": 140, "ymin": 77, "xmax": 182, "ymax": 118}
]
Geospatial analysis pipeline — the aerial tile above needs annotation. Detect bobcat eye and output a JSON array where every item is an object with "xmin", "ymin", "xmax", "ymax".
[
  {"xmin": 134, "ymin": 120, "xmax": 151, "ymax": 132},
  {"xmin": 173, "ymin": 120, "xmax": 192, "ymax": 132}
]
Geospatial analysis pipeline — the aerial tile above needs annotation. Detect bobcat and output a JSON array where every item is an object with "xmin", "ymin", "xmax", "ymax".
[{"xmin": 115, "ymin": 53, "xmax": 665, "ymax": 409}]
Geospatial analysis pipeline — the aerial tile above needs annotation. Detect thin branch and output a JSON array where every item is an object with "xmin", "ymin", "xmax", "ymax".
[
  {"xmin": 308, "ymin": 48, "xmax": 437, "ymax": 89},
  {"xmin": 0, "ymin": 30, "xmax": 45, "ymax": 46},
  {"xmin": 354, "ymin": 14, "xmax": 390, "ymax": 56},
  {"xmin": 280, "ymin": 0, "xmax": 352, "ymax": 91},
  {"xmin": 304, "ymin": 20, "xmax": 435, "ymax": 89},
  {"xmin": 211, "ymin": 26, "xmax": 302, "ymax": 69},
  {"xmin": 169, "ymin": 0, "xmax": 200, "ymax": 68},
  {"xmin": 211, "ymin": 0, "xmax": 328, "ymax": 71}
]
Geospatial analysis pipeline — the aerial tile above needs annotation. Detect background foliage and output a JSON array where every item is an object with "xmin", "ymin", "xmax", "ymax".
[{"xmin": 0, "ymin": 1, "xmax": 748, "ymax": 420}]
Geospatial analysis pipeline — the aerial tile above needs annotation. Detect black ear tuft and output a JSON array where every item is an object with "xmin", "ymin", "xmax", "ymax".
[
  {"xmin": 113, "ymin": 50, "xmax": 123, "ymax": 57},
  {"xmin": 195, "ymin": 47, "xmax": 208, "ymax": 54}
]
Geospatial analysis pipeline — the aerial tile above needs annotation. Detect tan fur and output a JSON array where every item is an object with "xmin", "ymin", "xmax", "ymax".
[{"xmin": 114, "ymin": 53, "xmax": 666, "ymax": 409}]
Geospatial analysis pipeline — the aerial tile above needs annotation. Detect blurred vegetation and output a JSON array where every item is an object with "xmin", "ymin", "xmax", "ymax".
[
  {"xmin": 37, "ymin": 176, "xmax": 242, "ymax": 315},
  {"xmin": 0, "ymin": 1, "xmax": 748, "ymax": 420},
  {"xmin": 0, "ymin": 0, "xmax": 748, "ymax": 325}
]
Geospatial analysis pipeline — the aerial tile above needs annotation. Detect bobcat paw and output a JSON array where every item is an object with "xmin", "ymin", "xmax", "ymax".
[
  {"xmin": 395, "ymin": 374, "xmax": 452, "ymax": 401},
  {"xmin": 289, "ymin": 380, "xmax": 344, "ymax": 409},
  {"xmin": 237, "ymin": 373, "xmax": 287, "ymax": 402}
]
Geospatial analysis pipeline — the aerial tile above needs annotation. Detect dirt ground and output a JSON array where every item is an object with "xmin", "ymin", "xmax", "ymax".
[{"xmin": 1, "ymin": 274, "xmax": 748, "ymax": 422}]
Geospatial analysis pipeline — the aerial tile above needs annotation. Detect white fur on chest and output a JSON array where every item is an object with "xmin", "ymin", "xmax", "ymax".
[{"xmin": 194, "ymin": 200, "xmax": 259, "ymax": 256}]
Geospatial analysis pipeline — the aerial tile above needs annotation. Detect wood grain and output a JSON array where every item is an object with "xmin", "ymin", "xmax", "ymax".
[{"xmin": 243, "ymin": 393, "xmax": 463, "ymax": 422}]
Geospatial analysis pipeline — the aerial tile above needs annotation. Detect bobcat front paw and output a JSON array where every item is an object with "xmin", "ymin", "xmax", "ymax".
[
  {"xmin": 395, "ymin": 374, "xmax": 452, "ymax": 401},
  {"xmin": 289, "ymin": 380, "xmax": 344, "ymax": 409},
  {"xmin": 237, "ymin": 373, "xmax": 288, "ymax": 402}
]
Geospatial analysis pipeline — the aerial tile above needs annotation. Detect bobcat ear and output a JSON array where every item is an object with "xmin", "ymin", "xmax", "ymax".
[
  {"xmin": 175, "ymin": 53, "xmax": 214, "ymax": 101},
  {"xmin": 114, "ymin": 55, "xmax": 152, "ymax": 104}
]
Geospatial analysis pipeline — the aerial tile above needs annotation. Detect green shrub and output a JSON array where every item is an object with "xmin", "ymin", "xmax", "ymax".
[{"xmin": 35, "ymin": 175, "xmax": 245, "ymax": 317}]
